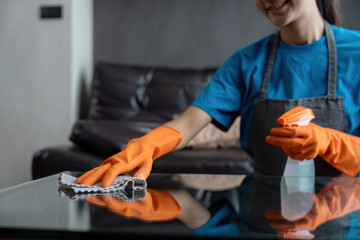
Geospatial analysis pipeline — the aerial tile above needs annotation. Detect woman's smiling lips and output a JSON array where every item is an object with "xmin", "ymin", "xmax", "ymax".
[{"xmin": 266, "ymin": 0, "xmax": 289, "ymax": 14}]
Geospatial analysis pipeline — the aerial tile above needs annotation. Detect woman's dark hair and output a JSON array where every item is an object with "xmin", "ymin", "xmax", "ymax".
[{"xmin": 316, "ymin": 0, "xmax": 342, "ymax": 26}]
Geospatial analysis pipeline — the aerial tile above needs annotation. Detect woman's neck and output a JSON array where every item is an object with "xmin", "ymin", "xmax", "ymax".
[{"xmin": 280, "ymin": 12, "xmax": 325, "ymax": 45}]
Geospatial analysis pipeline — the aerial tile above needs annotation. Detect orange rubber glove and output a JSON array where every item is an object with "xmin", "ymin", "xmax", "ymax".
[
  {"xmin": 86, "ymin": 188, "xmax": 182, "ymax": 221},
  {"xmin": 265, "ymin": 177, "xmax": 360, "ymax": 233},
  {"xmin": 266, "ymin": 123, "xmax": 360, "ymax": 177},
  {"xmin": 76, "ymin": 126, "xmax": 182, "ymax": 187}
]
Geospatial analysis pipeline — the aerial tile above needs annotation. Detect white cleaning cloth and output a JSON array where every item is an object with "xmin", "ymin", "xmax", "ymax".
[{"xmin": 58, "ymin": 173, "xmax": 147, "ymax": 201}]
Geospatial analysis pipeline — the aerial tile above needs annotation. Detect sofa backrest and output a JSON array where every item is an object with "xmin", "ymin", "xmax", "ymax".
[{"xmin": 89, "ymin": 62, "xmax": 217, "ymax": 120}]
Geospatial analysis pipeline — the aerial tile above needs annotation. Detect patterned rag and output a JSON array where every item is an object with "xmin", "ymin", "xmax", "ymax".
[{"xmin": 58, "ymin": 172, "xmax": 147, "ymax": 201}]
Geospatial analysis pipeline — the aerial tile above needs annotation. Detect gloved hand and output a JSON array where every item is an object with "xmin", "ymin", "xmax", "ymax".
[
  {"xmin": 265, "ymin": 178, "xmax": 360, "ymax": 233},
  {"xmin": 86, "ymin": 188, "xmax": 182, "ymax": 221},
  {"xmin": 265, "ymin": 122, "xmax": 360, "ymax": 177},
  {"xmin": 76, "ymin": 126, "xmax": 182, "ymax": 187}
]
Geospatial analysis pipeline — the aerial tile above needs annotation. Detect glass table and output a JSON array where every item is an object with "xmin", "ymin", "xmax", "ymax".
[{"xmin": 0, "ymin": 172, "xmax": 359, "ymax": 239}]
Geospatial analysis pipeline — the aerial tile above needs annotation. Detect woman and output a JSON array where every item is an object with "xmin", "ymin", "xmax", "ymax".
[{"xmin": 76, "ymin": 0, "xmax": 360, "ymax": 187}]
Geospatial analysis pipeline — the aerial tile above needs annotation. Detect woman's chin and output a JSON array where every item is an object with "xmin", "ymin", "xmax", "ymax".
[{"xmin": 268, "ymin": 16, "xmax": 291, "ymax": 28}]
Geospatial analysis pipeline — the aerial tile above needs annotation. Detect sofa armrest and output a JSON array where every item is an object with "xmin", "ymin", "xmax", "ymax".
[{"xmin": 32, "ymin": 145, "xmax": 104, "ymax": 180}]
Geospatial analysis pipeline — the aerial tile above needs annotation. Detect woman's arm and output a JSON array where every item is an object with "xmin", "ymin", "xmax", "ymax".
[
  {"xmin": 164, "ymin": 105, "xmax": 212, "ymax": 150},
  {"xmin": 76, "ymin": 105, "xmax": 212, "ymax": 186}
]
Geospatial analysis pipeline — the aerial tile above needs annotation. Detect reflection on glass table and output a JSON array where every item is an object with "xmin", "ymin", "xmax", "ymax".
[
  {"xmin": 1, "ymin": 172, "xmax": 360, "ymax": 239},
  {"xmin": 266, "ymin": 177, "xmax": 360, "ymax": 239},
  {"xmin": 85, "ymin": 188, "xmax": 182, "ymax": 222},
  {"xmin": 73, "ymin": 173, "xmax": 360, "ymax": 239}
]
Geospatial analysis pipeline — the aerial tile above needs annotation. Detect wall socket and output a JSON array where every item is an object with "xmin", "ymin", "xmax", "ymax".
[{"xmin": 40, "ymin": 6, "xmax": 62, "ymax": 19}]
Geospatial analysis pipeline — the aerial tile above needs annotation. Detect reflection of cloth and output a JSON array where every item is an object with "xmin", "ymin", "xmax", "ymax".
[
  {"xmin": 59, "ymin": 187, "xmax": 146, "ymax": 201},
  {"xmin": 58, "ymin": 173, "xmax": 147, "ymax": 201}
]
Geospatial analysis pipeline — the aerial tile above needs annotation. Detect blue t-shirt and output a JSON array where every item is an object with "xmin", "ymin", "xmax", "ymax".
[{"xmin": 192, "ymin": 25, "xmax": 360, "ymax": 155}]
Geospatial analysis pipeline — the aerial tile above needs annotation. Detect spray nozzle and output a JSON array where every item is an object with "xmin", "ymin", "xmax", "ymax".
[{"xmin": 278, "ymin": 106, "xmax": 315, "ymax": 126}]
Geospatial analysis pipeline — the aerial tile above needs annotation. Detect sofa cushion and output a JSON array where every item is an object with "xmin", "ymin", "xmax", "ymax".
[
  {"xmin": 89, "ymin": 62, "xmax": 152, "ymax": 120},
  {"xmin": 143, "ymin": 68, "xmax": 214, "ymax": 115},
  {"xmin": 32, "ymin": 145, "xmax": 103, "ymax": 180},
  {"xmin": 89, "ymin": 62, "xmax": 216, "ymax": 120}
]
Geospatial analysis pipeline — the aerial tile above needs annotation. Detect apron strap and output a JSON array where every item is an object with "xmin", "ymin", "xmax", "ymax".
[
  {"xmin": 324, "ymin": 20, "xmax": 337, "ymax": 97},
  {"xmin": 259, "ymin": 20, "xmax": 337, "ymax": 99},
  {"xmin": 259, "ymin": 33, "xmax": 280, "ymax": 99}
]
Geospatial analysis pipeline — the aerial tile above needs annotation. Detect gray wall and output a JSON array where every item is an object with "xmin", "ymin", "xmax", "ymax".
[
  {"xmin": 94, "ymin": 0, "xmax": 275, "ymax": 68},
  {"xmin": 0, "ymin": 0, "xmax": 93, "ymax": 189},
  {"xmin": 93, "ymin": 0, "xmax": 360, "ymax": 69},
  {"xmin": 341, "ymin": 0, "xmax": 360, "ymax": 30}
]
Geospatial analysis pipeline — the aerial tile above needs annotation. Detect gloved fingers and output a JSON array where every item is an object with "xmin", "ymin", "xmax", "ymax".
[
  {"xmin": 287, "ymin": 140, "xmax": 317, "ymax": 151},
  {"xmin": 266, "ymin": 135, "xmax": 305, "ymax": 148},
  {"xmin": 101, "ymin": 163, "xmax": 137, "ymax": 188},
  {"xmin": 101, "ymin": 195, "xmax": 133, "ymax": 210},
  {"xmin": 271, "ymin": 125, "xmax": 314, "ymax": 138},
  {"xmin": 265, "ymin": 209, "xmax": 284, "ymax": 220},
  {"xmin": 139, "ymin": 188, "xmax": 154, "ymax": 205},
  {"xmin": 85, "ymin": 196, "xmax": 107, "ymax": 207},
  {"xmin": 133, "ymin": 168, "xmax": 150, "ymax": 180},
  {"xmin": 102, "ymin": 194, "xmax": 125, "ymax": 204},
  {"xmin": 287, "ymin": 152, "xmax": 308, "ymax": 161},
  {"xmin": 269, "ymin": 219, "xmax": 296, "ymax": 230},
  {"xmin": 133, "ymin": 161, "xmax": 152, "ymax": 180},
  {"xmin": 277, "ymin": 231, "xmax": 314, "ymax": 240},
  {"xmin": 297, "ymin": 149, "xmax": 317, "ymax": 160},
  {"xmin": 266, "ymin": 210, "xmax": 314, "ymax": 232},
  {"xmin": 76, "ymin": 167, "xmax": 98, "ymax": 184},
  {"xmin": 270, "ymin": 218, "xmax": 313, "ymax": 231},
  {"xmin": 290, "ymin": 123, "xmax": 323, "ymax": 139},
  {"xmin": 77, "ymin": 163, "xmax": 112, "ymax": 186},
  {"xmin": 281, "ymin": 147, "xmax": 303, "ymax": 160},
  {"xmin": 103, "ymin": 193, "xmax": 151, "ymax": 218},
  {"xmin": 102, "ymin": 153, "xmax": 121, "ymax": 165},
  {"xmin": 270, "ymin": 127, "xmax": 296, "ymax": 136},
  {"xmin": 285, "ymin": 145, "xmax": 318, "ymax": 160}
]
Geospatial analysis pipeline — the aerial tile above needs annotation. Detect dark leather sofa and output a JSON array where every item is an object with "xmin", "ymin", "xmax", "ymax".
[{"xmin": 32, "ymin": 62, "xmax": 253, "ymax": 180}]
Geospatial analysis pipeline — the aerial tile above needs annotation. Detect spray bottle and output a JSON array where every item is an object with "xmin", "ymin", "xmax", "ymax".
[
  {"xmin": 278, "ymin": 106, "xmax": 316, "ymax": 239},
  {"xmin": 279, "ymin": 106, "xmax": 315, "ymax": 180}
]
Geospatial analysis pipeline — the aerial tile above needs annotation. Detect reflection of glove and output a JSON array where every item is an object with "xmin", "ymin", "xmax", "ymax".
[
  {"xmin": 76, "ymin": 126, "xmax": 182, "ymax": 187},
  {"xmin": 266, "ymin": 123, "xmax": 360, "ymax": 177},
  {"xmin": 86, "ymin": 188, "xmax": 182, "ymax": 221},
  {"xmin": 266, "ymin": 178, "xmax": 360, "ymax": 232},
  {"xmin": 266, "ymin": 192, "xmax": 328, "ymax": 233}
]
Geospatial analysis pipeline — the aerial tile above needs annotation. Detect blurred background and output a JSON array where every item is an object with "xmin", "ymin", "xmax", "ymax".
[{"xmin": 0, "ymin": 0, "xmax": 359, "ymax": 189}]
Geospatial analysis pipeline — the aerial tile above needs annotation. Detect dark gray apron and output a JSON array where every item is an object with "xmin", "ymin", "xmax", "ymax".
[{"xmin": 249, "ymin": 21, "xmax": 347, "ymax": 177}]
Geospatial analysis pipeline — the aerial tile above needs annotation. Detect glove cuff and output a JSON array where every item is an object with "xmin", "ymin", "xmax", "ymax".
[
  {"xmin": 319, "ymin": 128, "xmax": 360, "ymax": 177},
  {"xmin": 141, "ymin": 126, "xmax": 183, "ymax": 160}
]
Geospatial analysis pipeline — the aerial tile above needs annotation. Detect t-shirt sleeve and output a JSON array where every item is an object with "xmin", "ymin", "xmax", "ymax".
[{"xmin": 192, "ymin": 50, "xmax": 243, "ymax": 131}]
